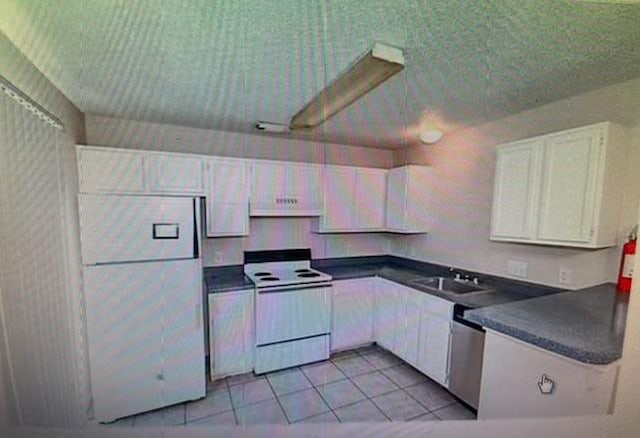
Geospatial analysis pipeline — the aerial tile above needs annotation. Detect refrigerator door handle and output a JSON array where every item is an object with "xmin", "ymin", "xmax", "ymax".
[
  {"xmin": 193, "ymin": 198, "xmax": 199, "ymax": 258},
  {"xmin": 152, "ymin": 223, "xmax": 179, "ymax": 239}
]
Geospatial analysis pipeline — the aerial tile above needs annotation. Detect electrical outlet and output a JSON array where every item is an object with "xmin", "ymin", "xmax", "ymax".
[
  {"xmin": 507, "ymin": 260, "xmax": 528, "ymax": 278},
  {"xmin": 214, "ymin": 251, "xmax": 224, "ymax": 263},
  {"xmin": 559, "ymin": 267, "xmax": 573, "ymax": 285}
]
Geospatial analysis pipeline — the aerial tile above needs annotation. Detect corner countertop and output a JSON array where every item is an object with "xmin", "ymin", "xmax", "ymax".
[
  {"xmin": 205, "ymin": 255, "xmax": 561, "ymax": 311},
  {"xmin": 204, "ymin": 256, "xmax": 627, "ymax": 365},
  {"xmin": 465, "ymin": 283, "xmax": 628, "ymax": 365},
  {"xmin": 313, "ymin": 258, "xmax": 560, "ymax": 309}
]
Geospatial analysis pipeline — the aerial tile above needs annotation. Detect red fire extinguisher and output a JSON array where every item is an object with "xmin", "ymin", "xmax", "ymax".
[{"xmin": 617, "ymin": 225, "xmax": 638, "ymax": 293}]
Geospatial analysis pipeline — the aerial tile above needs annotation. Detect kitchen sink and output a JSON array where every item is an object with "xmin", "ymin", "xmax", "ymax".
[{"xmin": 412, "ymin": 276, "xmax": 487, "ymax": 294}]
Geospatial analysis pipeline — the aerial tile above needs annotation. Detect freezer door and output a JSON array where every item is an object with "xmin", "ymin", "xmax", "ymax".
[{"xmin": 79, "ymin": 194, "xmax": 197, "ymax": 264}]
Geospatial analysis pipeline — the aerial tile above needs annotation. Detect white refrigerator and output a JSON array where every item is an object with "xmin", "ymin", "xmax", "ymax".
[{"xmin": 79, "ymin": 194, "xmax": 205, "ymax": 422}]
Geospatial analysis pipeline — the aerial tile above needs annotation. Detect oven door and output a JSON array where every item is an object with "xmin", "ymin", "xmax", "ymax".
[{"xmin": 255, "ymin": 284, "xmax": 331, "ymax": 346}]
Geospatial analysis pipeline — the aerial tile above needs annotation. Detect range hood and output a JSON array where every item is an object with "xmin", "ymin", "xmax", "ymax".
[
  {"xmin": 249, "ymin": 195, "xmax": 323, "ymax": 217},
  {"xmin": 249, "ymin": 161, "xmax": 324, "ymax": 217}
]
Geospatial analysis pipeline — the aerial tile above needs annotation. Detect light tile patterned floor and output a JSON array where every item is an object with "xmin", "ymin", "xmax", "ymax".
[{"xmin": 105, "ymin": 344, "xmax": 476, "ymax": 427}]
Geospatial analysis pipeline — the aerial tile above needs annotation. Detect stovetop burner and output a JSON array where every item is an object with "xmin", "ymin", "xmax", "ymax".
[
  {"xmin": 260, "ymin": 276, "xmax": 280, "ymax": 281},
  {"xmin": 298, "ymin": 273, "xmax": 321, "ymax": 278},
  {"xmin": 254, "ymin": 272, "xmax": 272, "ymax": 277}
]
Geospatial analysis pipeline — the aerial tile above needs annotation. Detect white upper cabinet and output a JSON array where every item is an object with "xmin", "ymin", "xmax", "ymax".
[
  {"xmin": 146, "ymin": 152, "xmax": 204, "ymax": 195},
  {"xmin": 205, "ymin": 158, "xmax": 249, "ymax": 237},
  {"xmin": 316, "ymin": 166, "xmax": 387, "ymax": 232},
  {"xmin": 78, "ymin": 146, "xmax": 205, "ymax": 196},
  {"xmin": 322, "ymin": 166, "xmax": 358, "ymax": 230},
  {"xmin": 250, "ymin": 160, "xmax": 323, "ymax": 216},
  {"xmin": 490, "ymin": 139, "xmax": 543, "ymax": 240},
  {"xmin": 537, "ymin": 129, "xmax": 604, "ymax": 244},
  {"xmin": 490, "ymin": 122, "xmax": 629, "ymax": 248},
  {"xmin": 354, "ymin": 168, "xmax": 388, "ymax": 230},
  {"xmin": 78, "ymin": 147, "xmax": 146, "ymax": 194},
  {"xmin": 385, "ymin": 165, "xmax": 431, "ymax": 233}
]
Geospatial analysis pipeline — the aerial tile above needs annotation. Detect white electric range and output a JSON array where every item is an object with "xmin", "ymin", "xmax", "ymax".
[{"xmin": 244, "ymin": 249, "xmax": 333, "ymax": 374}]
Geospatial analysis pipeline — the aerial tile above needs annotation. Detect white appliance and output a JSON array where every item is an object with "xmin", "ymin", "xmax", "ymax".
[
  {"xmin": 79, "ymin": 194, "xmax": 205, "ymax": 422},
  {"xmin": 245, "ymin": 249, "xmax": 332, "ymax": 374},
  {"xmin": 249, "ymin": 161, "xmax": 323, "ymax": 217}
]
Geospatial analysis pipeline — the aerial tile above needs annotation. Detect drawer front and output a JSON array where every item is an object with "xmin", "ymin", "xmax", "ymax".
[
  {"xmin": 478, "ymin": 331, "xmax": 617, "ymax": 419},
  {"xmin": 255, "ymin": 335, "xmax": 329, "ymax": 374}
]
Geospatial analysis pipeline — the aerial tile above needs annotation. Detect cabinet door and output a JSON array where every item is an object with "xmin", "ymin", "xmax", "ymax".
[
  {"xmin": 374, "ymin": 280, "xmax": 405, "ymax": 354},
  {"xmin": 331, "ymin": 279, "xmax": 375, "ymax": 351},
  {"xmin": 78, "ymin": 147, "xmax": 145, "ymax": 194},
  {"xmin": 146, "ymin": 153, "xmax": 204, "ymax": 194},
  {"xmin": 401, "ymin": 291, "xmax": 423, "ymax": 367},
  {"xmin": 537, "ymin": 128, "xmax": 601, "ymax": 243},
  {"xmin": 209, "ymin": 291, "xmax": 253, "ymax": 377},
  {"xmin": 206, "ymin": 159, "xmax": 249, "ymax": 236},
  {"xmin": 491, "ymin": 139, "xmax": 543, "ymax": 240},
  {"xmin": 161, "ymin": 260, "xmax": 206, "ymax": 405},
  {"xmin": 251, "ymin": 162, "xmax": 288, "ymax": 201},
  {"xmin": 323, "ymin": 166, "xmax": 357, "ymax": 230},
  {"xmin": 417, "ymin": 314, "xmax": 451, "ymax": 388},
  {"xmin": 354, "ymin": 169, "xmax": 387, "ymax": 230},
  {"xmin": 478, "ymin": 331, "xmax": 617, "ymax": 419},
  {"xmin": 385, "ymin": 167, "xmax": 408, "ymax": 230},
  {"xmin": 290, "ymin": 163, "xmax": 322, "ymax": 202},
  {"xmin": 83, "ymin": 263, "xmax": 164, "ymax": 421}
]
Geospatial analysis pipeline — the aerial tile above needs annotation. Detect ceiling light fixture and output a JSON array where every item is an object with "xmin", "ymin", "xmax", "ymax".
[
  {"xmin": 419, "ymin": 128, "xmax": 443, "ymax": 144},
  {"xmin": 290, "ymin": 42, "xmax": 405, "ymax": 131}
]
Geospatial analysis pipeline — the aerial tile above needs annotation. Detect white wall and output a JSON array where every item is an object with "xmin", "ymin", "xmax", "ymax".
[
  {"xmin": 0, "ymin": 32, "xmax": 88, "ymax": 427},
  {"xmin": 85, "ymin": 115, "xmax": 396, "ymax": 265},
  {"xmin": 393, "ymin": 77, "xmax": 640, "ymax": 289}
]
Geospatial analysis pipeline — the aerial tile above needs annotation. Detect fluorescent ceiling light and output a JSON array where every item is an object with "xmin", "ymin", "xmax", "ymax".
[{"xmin": 290, "ymin": 43, "xmax": 405, "ymax": 131}]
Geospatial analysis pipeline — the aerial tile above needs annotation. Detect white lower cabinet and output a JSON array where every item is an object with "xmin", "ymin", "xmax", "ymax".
[
  {"xmin": 208, "ymin": 290, "xmax": 254, "ymax": 379},
  {"xmin": 373, "ymin": 278, "xmax": 454, "ymax": 387},
  {"xmin": 478, "ymin": 330, "xmax": 618, "ymax": 419},
  {"xmin": 374, "ymin": 278, "xmax": 406, "ymax": 353},
  {"xmin": 331, "ymin": 278, "xmax": 376, "ymax": 351},
  {"xmin": 416, "ymin": 312, "xmax": 452, "ymax": 388}
]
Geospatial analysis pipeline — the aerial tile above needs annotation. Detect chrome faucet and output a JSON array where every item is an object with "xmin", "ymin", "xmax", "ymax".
[{"xmin": 449, "ymin": 267, "xmax": 480, "ymax": 285}]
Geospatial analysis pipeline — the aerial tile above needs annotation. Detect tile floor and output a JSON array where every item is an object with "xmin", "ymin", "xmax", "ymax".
[{"xmin": 105, "ymin": 344, "xmax": 475, "ymax": 427}]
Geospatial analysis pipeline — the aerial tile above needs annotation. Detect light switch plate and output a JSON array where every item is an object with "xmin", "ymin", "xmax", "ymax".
[
  {"xmin": 507, "ymin": 260, "xmax": 528, "ymax": 278},
  {"xmin": 214, "ymin": 251, "xmax": 224, "ymax": 263}
]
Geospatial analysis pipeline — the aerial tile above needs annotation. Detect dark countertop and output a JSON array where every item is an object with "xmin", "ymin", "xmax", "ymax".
[
  {"xmin": 204, "ymin": 255, "xmax": 627, "ymax": 365},
  {"xmin": 204, "ymin": 266, "xmax": 254, "ymax": 293},
  {"xmin": 313, "ymin": 257, "xmax": 560, "ymax": 309},
  {"xmin": 465, "ymin": 283, "xmax": 628, "ymax": 365},
  {"xmin": 205, "ymin": 255, "xmax": 560, "ymax": 310}
]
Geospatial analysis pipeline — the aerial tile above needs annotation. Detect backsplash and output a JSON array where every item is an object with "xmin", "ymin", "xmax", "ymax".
[{"xmin": 202, "ymin": 217, "xmax": 391, "ymax": 266}]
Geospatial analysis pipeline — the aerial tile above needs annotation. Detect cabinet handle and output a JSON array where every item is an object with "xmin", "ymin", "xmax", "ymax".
[{"xmin": 156, "ymin": 374, "xmax": 164, "ymax": 381}]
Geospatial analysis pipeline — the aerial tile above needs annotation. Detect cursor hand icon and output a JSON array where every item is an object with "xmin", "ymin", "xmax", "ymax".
[{"xmin": 537, "ymin": 374, "xmax": 554, "ymax": 394}]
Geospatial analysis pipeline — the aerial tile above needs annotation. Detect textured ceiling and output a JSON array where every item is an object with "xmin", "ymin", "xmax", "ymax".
[{"xmin": 2, "ymin": 0, "xmax": 640, "ymax": 149}]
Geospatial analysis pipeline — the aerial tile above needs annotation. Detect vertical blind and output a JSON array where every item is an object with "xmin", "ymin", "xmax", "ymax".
[{"xmin": 0, "ymin": 92, "xmax": 87, "ymax": 427}]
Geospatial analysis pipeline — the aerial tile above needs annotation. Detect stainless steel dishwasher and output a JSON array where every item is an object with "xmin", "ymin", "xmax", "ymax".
[{"xmin": 448, "ymin": 304, "xmax": 485, "ymax": 410}]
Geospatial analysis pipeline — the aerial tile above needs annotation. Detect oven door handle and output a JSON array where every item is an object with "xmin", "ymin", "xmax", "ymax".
[{"xmin": 257, "ymin": 283, "xmax": 332, "ymax": 294}]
